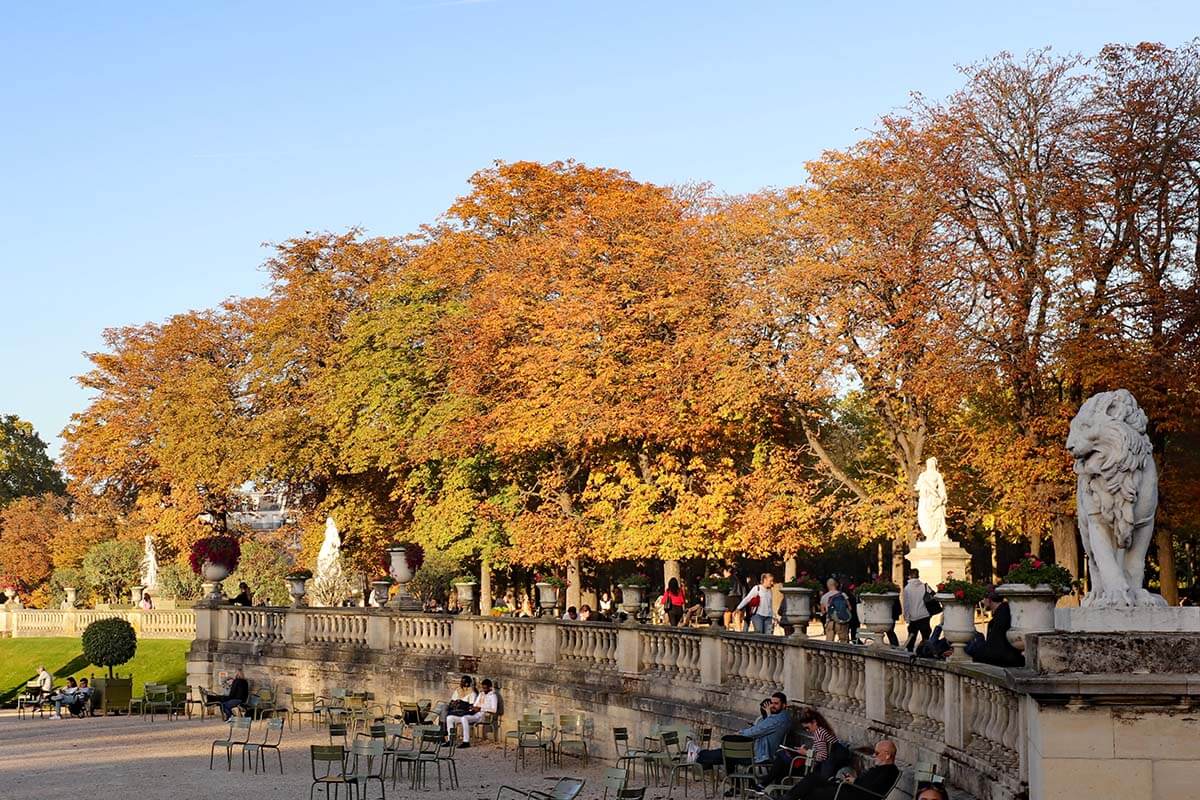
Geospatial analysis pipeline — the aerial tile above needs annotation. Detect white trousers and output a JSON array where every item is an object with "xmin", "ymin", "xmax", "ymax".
[{"xmin": 446, "ymin": 711, "xmax": 485, "ymax": 742}]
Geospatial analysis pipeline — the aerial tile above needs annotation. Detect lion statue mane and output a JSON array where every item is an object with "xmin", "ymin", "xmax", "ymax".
[{"xmin": 1066, "ymin": 389, "xmax": 1165, "ymax": 608}]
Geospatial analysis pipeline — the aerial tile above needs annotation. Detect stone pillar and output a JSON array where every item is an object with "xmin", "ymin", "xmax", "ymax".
[
  {"xmin": 865, "ymin": 656, "xmax": 886, "ymax": 723},
  {"xmin": 534, "ymin": 620, "xmax": 558, "ymax": 666},
  {"xmin": 193, "ymin": 606, "xmax": 216, "ymax": 642},
  {"xmin": 451, "ymin": 615, "xmax": 477, "ymax": 657},
  {"xmin": 906, "ymin": 540, "xmax": 972, "ymax": 583},
  {"xmin": 663, "ymin": 559, "xmax": 681, "ymax": 588},
  {"xmin": 566, "ymin": 558, "xmax": 582, "ymax": 610},
  {"xmin": 943, "ymin": 671, "xmax": 963, "ymax": 749},
  {"xmin": 282, "ymin": 609, "xmax": 306, "ymax": 645},
  {"xmin": 127, "ymin": 609, "xmax": 143, "ymax": 635},
  {"xmin": 214, "ymin": 607, "xmax": 231, "ymax": 642},
  {"xmin": 617, "ymin": 625, "xmax": 640, "ymax": 676},
  {"xmin": 366, "ymin": 612, "xmax": 390, "ymax": 651},
  {"xmin": 700, "ymin": 631, "xmax": 723, "ymax": 687},
  {"xmin": 782, "ymin": 640, "xmax": 806, "ymax": 702}
]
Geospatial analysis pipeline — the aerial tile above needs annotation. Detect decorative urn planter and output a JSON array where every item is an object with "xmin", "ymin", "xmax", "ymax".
[
  {"xmin": 779, "ymin": 587, "xmax": 814, "ymax": 638},
  {"xmin": 387, "ymin": 547, "xmax": 420, "ymax": 610},
  {"xmin": 285, "ymin": 577, "xmax": 309, "ymax": 608},
  {"xmin": 64, "ymin": 587, "xmax": 78, "ymax": 608},
  {"xmin": 130, "ymin": 584, "xmax": 145, "ymax": 607},
  {"xmin": 370, "ymin": 580, "xmax": 392, "ymax": 607},
  {"xmin": 936, "ymin": 593, "xmax": 977, "ymax": 661},
  {"xmin": 617, "ymin": 585, "xmax": 644, "ymax": 621},
  {"xmin": 201, "ymin": 561, "xmax": 231, "ymax": 605},
  {"xmin": 702, "ymin": 587, "xmax": 728, "ymax": 627},
  {"xmin": 453, "ymin": 581, "xmax": 477, "ymax": 613},
  {"xmin": 858, "ymin": 592, "xmax": 899, "ymax": 647},
  {"xmin": 535, "ymin": 582, "xmax": 559, "ymax": 615},
  {"xmin": 998, "ymin": 583, "xmax": 1058, "ymax": 651}
]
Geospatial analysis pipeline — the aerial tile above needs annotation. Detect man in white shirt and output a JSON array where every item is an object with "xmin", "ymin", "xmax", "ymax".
[
  {"xmin": 737, "ymin": 573, "xmax": 776, "ymax": 634},
  {"xmin": 902, "ymin": 569, "xmax": 932, "ymax": 652},
  {"xmin": 37, "ymin": 665, "xmax": 53, "ymax": 695},
  {"xmin": 446, "ymin": 678, "xmax": 497, "ymax": 748}
]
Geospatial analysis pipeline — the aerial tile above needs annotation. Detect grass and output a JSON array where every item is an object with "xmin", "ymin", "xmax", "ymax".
[{"xmin": 0, "ymin": 637, "xmax": 190, "ymax": 705}]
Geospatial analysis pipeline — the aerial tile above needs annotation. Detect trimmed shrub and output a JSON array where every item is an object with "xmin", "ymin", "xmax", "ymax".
[{"xmin": 81, "ymin": 617, "xmax": 138, "ymax": 677}]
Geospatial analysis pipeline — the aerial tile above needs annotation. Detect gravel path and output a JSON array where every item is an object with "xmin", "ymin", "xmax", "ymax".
[{"xmin": 0, "ymin": 710, "xmax": 661, "ymax": 800}]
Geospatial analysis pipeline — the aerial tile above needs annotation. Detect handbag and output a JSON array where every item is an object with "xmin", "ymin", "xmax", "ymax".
[{"xmin": 923, "ymin": 585, "xmax": 943, "ymax": 616}]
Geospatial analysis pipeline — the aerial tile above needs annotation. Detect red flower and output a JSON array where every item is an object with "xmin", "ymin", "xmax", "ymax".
[
  {"xmin": 954, "ymin": 589, "xmax": 965, "ymax": 600},
  {"xmin": 1033, "ymin": 560, "xmax": 1044, "ymax": 568}
]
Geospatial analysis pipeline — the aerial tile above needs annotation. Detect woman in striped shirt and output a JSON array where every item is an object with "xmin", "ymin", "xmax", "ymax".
[{"xmin": 796, "ymin": 707, "xmax": 837, "ymax": 772}]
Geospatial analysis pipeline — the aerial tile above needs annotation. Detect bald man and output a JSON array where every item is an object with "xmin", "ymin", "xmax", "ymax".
[{"xmin": 785, "ymin": 739, "xmax": 899, "ymax": 800}]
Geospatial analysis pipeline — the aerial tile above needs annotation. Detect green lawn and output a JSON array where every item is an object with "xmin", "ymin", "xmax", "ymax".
[{"xmin": 0, "ymin": 637, "xmax": 190, "ymax": 705}]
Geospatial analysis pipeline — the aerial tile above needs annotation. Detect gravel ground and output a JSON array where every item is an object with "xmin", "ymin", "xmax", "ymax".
[{"xmin": 0, "ymin": 709, "xmax": 660, "ymax": 800}]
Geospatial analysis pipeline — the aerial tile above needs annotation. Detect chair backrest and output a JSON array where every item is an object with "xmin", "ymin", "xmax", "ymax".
[
  {"xmin": 311, "ymin": 745, "xmax": 345, "ymax": 779},
  {"xmin": 293, "ymin": 692, "xmax": 316, "ymax": 710},
  {"xmin": 518, "ymin": 719, "xmax": 542, "ymax": 738},
  {"xmin": 695, "ymin": 726, "xmax": 713, "ymax": 748},
  {"xmin": 264, "ymin": 717, "xmax": 285, "ymax": 744},
  {"xmin": 548, "ymin": 778, "xmax": 586, "ymax": 800},
  {"xmin": 349, "ymin": 737, "xmax": 385, "ymax": 776},
  {"xmin": 615, "ymin": 789, "xmax": 646, "ymax": 800},
  {"xmin": 661, "ymin": 729, "xmax": 681, "ymax": 754},
  {"xmin": 231, "ymin": 716, "xmax": 253, "ymax": 741},
  {"xmin": 418, "ymin": 729, "xmax": 443, "ymax": 755},
  {"xmin": 720, "ymin": 735, "xmax": 755, "ymax": 764},
  {"xmin": 329, "ymin": 722, "xmax": 349, "ymax": 745},
  {"xmin": 603, "ymin": 767, "xmax": 627, "ymax": 792}
]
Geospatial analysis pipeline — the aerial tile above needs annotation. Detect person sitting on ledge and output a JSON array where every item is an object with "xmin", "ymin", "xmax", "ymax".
[
  {"xmin": 694, "ymin": 691, "xmax": 791, "ymax": 771},
  {"xmin": 782, "ymin": 738, "xmax": 899, "ymax": 800},
  {"xmin": 969, "ymin": 588, "xmax": 1023, "ymax": 668}
]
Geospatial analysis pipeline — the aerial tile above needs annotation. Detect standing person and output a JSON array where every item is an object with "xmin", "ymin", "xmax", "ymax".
[
  {"xmin": 885, "ymin": 594, "xmax": 901, "ymax": 646},
  {"xmin": 737, "ymin": 573, "xmax": 776, "ymax": 634},
  {"xmin": 845, "ymin": 583, "xmax": 861, "ymax": 644},
  {"xmin": 902, "ymin": 569, "xmax": 932, "ymax": 652},
  {"xmin": 819, "ymin": 578, "xmax": 851, "ymax": 642},
  {"xmin": 598, "ymin": 591, "xmax": 613, "ymax": 617},
  {"xmin": 231, "ymin": 582, "xmax": 253, "ymax": 606},
  {"xmin": 662, "ymin": 578, "xmax": 686, "ymax": 626}
]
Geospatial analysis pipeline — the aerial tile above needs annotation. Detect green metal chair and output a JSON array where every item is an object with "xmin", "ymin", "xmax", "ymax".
[
  {"xmin": 309, "ymin": 745, "xmax": 350, "ymax": 800},
  {"xmin": 515, "ymin": 719, "xmax": 552, "ymax": 772},
  {"xmin": 496, "ymin": 777, "xmax": 586, "ymax": 800},
  {"xmin": 601, "ymin": 767, "xmax": 628, "ymax": 800},
  {"xmin": 505, "ymin": 712, "xmax": 542, "ymax": 756},
  {"xmin": 717, "ymin": 737, "xmax": 760, "ymax": 800},
  {"xmin": 242, "ymin": 717, "xmax": 285, "ymax": 774},
  {"xmin": 290, "ymin": 692, "xmax": 320, "ymax": 730},
  {"xmin": 346, "ymin": 737, "xmax": 387, "ymax": 798},
  {"xmin": 557, "ymin": 713, "xmax": 590, "ymax": 766},
  {"xmin": 210, "ymin": 717, "xmax": 253, "ymax": 771}
]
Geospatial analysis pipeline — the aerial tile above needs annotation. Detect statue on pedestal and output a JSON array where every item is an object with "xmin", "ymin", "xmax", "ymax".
[
  {"xmin": 1067, "ymin": 389, "xmax": 1165, "ymax": 608},
  {"xmin": 916, "ymin": 457, "xmax": 949, "ymax": 543}
]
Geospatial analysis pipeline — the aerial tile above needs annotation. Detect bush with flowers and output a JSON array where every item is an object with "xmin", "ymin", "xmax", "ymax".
[
  {"xmin": 533, "ymin": 572, "xmax": 567, "ymax": 589},
  {"xmin": 617, "ymin": 573, "xmax": 651, "ymax": 587},
  {"xmin": 285, "ymin": 568, "xmax": 313, "ymax": 580},
  {"xmin": 699, "ymin": 576, "xmax": 732, "ymax": 592},
  {"xmin": 936, "ymin": 575, "xmax": 987, "ymax": 604},
  {"xmin": 188, "ymin": 535, "xmax": 241, "ymax": 575},
  {"xmin": 783, "ymin": 571, "xmax": 822, "ymax": 591},
  {"xmin": 1004, "ymin": 554, "xmax": 1076, "ymax": 594},
  {"xmin": 855, "ymin": 577, "xmax": 900, "ymax": 594}
]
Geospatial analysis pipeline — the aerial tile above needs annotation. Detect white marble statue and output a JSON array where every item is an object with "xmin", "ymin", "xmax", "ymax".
[
  {"xmin": 141, "ymin": 534, "xmax": 158, "ymax": 591},
  {"xmin": 1067, "ymin": 389, "xmax": 1165, "ymax": 608},
  {"xmin": 311, "ymin": 516, "xmax": 349, "ymax": 606},
  {"xmin": 916, "ymin": 457, "xmax": 949, "ymax": 543}
]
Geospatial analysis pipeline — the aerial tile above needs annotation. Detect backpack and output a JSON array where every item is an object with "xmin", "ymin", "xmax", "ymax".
[
  {"xmin": 828, "ymin": 592, "xmax": 852, "ymax": 624},
  {"xmin": 923, "ymin": 584, "xmax": 943, "ymax": 616}
]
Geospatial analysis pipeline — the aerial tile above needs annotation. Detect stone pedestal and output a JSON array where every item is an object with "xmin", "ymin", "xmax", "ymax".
[
  {"xmin": 907, "ymin": 539, "xmax": 972, "ymax": 583},
  {"xmin": 1055, "ymin": 605, "xmax": 1200, "ymax": 633}
]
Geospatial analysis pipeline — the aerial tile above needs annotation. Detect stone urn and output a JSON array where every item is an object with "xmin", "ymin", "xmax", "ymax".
[
  {"xmin": 858, "ymin": 592, "xmax": 899, "ymax": 647},
  {"xmin": 936, "ymin": 593, "xmax": 976, "ymax": 661},
  {"xmin": 370, "ymin": 580, "xmax": 393, "ymax": 607},
  {"xmin": 617, "ymin": 585, "xmax": 645, "ymax": 621},
  {"xmin": 999, "ymin": 583, "xmax": 1058, "ymax": 651},
  {"xmin": 64, "ymin": 587, "xmax": 78, "ymax": 608},
  {"xmin": 387, "ymin": 547, "xmax": 419, "ymax": 610},
  {"xmin": 130, "ymin": 584, "xmax": 145, "ymax": 607},
  {"xmin": 702, "ymin": 587, "xmax": 728, "ymax": 627},
  {"xmin": 779, "ymin": 587, "xmax": 814, "ymax": 638},
  {"xmin": 285, "ymin": 577, "xmax": 309, "ymax": 608},
  {"xmin": 453, "ymin": 581, "xmax": 477, "ymax": 613},
  {"xmin": 535, "ymin": 582, "xmax": 560, "ymax": 615},
  {"xmin": 201, "ymin": 562, "xmax": 231, "ymax": 605}
]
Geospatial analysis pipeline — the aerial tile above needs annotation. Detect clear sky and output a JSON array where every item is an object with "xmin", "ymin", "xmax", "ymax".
[{"xmin": 3, "ymin": 1, "xmax": 1197, "ymax": 459}]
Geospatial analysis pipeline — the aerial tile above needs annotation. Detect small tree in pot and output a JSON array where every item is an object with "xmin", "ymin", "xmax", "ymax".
[{"xmin": 82, "ymin": 617, "xmax": 138, "ymax": 678}]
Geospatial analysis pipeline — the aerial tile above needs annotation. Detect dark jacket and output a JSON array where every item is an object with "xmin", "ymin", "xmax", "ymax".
[
  {"xmin": 231, "ymin": 591, "xmax": 253, "ymax": 607},
  {"xmin": 228, "ymin": 677, "xmax": 249, "ymax": 703},
  {"xmin": 836, "ymin": 764, "xmax": 901, "ymax": 799},
  {"xmin": 976, "ymin": 600, "xmax": 1024, "ymax": 667}
]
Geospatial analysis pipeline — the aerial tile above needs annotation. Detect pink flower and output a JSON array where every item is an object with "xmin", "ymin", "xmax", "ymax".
[{"xmin": 1033, "ymin": 560, "xmax": 1044, "ymax": 569}]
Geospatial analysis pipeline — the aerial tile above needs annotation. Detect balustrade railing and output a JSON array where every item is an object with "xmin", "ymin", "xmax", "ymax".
[
  {"xmin": 723, "ymin": 633, "xmax": 782, "ymax": 694},
  {"xmin": 2, "ymin": 607, "xmax": 196, "ymax": 639},
  {"xmin": 639, "ymin": 627, "xmax": 701, "ymax": 682},
  {"xmin": 558, "ymin": 622, "xmax": 618, "ymax": 670},
  {"xmin": 963, "ymin": 675, "xmax": 1021, "ymax": 773},
  {"xmin": 475, "ymin": 618, "xmax": 536, "ymax": 662},
  {"xmin": 228, "ymin": 608, "xmax": 284, "ymax": 643},
  {"xmin": 392, "ymin": 615, "xmax": 452, "ymax": 653},
  {"xmin": 304, "ymin": 610, "xmax": 368, "ymax": 646}
]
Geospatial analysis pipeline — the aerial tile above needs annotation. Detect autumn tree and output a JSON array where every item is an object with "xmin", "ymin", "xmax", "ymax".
[{"xmin": 0, "ymin": 415, "xmax": 64, "ymax": 506}]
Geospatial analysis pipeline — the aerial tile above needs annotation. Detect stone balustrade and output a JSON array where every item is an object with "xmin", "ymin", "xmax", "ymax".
[{"xmin": 0, "ymin": 606, "xmax": 196, "ymax": 639}]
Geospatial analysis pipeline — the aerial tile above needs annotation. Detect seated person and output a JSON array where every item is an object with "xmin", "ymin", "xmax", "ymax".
[
  {"xmin": 971, "ymin": 589, "xmax": 1024, "ymax": 668},
  {"xmin": 49, "ymin": 677, "xmax": 80, "ymax": 719},
  {"xmin": 230, "ymin": 582, "xmax": 253, "ymax": 606},
  {"xmin": 695, "ymin": 692, "xmax": 791, "ymax": 769},
  {"xmin": 445, "ymin": 678, "xmax": 496, "ymax": 748},
  {"xmin": 917, "ymin": 625, "xmax": 952, "ymax": 659},
  {"xmin": 68, "ymin": 678, "xmax": 94, "ymax": 717},
  {"xmin": 784, "ymin": 739, "xmax": 899, "ymax": 800},
  {"xmin": 764, "ymin": 707, "xmax": 838, "ymax": 787},
  {"xmin": 211, "ymin": 668, "xmax": 250, "ymax": 720}
]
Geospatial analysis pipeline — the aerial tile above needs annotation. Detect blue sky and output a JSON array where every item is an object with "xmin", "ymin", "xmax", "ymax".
[{"xmin": 3, "ymin": 0, "xmax": 1197, "ymax": 458}]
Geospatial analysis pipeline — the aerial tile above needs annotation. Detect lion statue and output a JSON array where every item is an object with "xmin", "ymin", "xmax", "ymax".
[{"xmin": 1066, "ymin": 389, "xmax": 1166, "ymax": 608}]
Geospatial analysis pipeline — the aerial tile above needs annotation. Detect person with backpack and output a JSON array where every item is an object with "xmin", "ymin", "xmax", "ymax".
[
  {"xmin": 820, "ymin": 578, "xmax": 852, "ymax": 642},
  {"xmin": 902, "ymin": 568, "xmax": 935, "ymax": 652},
  {"xmin": 736, "ymin": 572, "xmax": 776, "ymax": 634}
]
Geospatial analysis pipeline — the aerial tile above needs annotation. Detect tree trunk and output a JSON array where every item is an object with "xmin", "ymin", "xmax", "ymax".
[
  {"xmin": 891, "ymin": 532, "xmax": 906, "ymax": 586},
  {"xmin": 1156, "ymin": 527, "xmax": 1179, "ymax": 605},
  {"xmin": 1050, "ymin": 514, "xmax": 1079, "ymax": 578},
  {"xmin": 783, "ymin": 555, "xmax": 797, "ymax": 582},
  {"xmin": 663, "ymin": 559, "xmax": 681, "ymax": 589},
  {"xmin": 989, "ymin": 530, "xmax": 999, "ymax": 584},
  {"xmin": 1029, "ymin": 528, "xmax": 1043, "ymax": 557},
  {"xmin": 479, "ymin": 556, "xmax": 493, "ymax": 614},
  {"xmin": 566, "ymin": 557, "xmax": 582, "ymax": 610}
]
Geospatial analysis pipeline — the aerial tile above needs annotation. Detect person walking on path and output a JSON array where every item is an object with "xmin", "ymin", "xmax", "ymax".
[
  {"xmin": 902, "ymin": 569, "xmax": 932, "ymax": 652},
  {"xmin": 662, "ymin": 578, "xmax": 687, "ymax": 627},
  {"xmin": 737, "ymin": 573, "xmax": 776, "ymax": 634}
]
